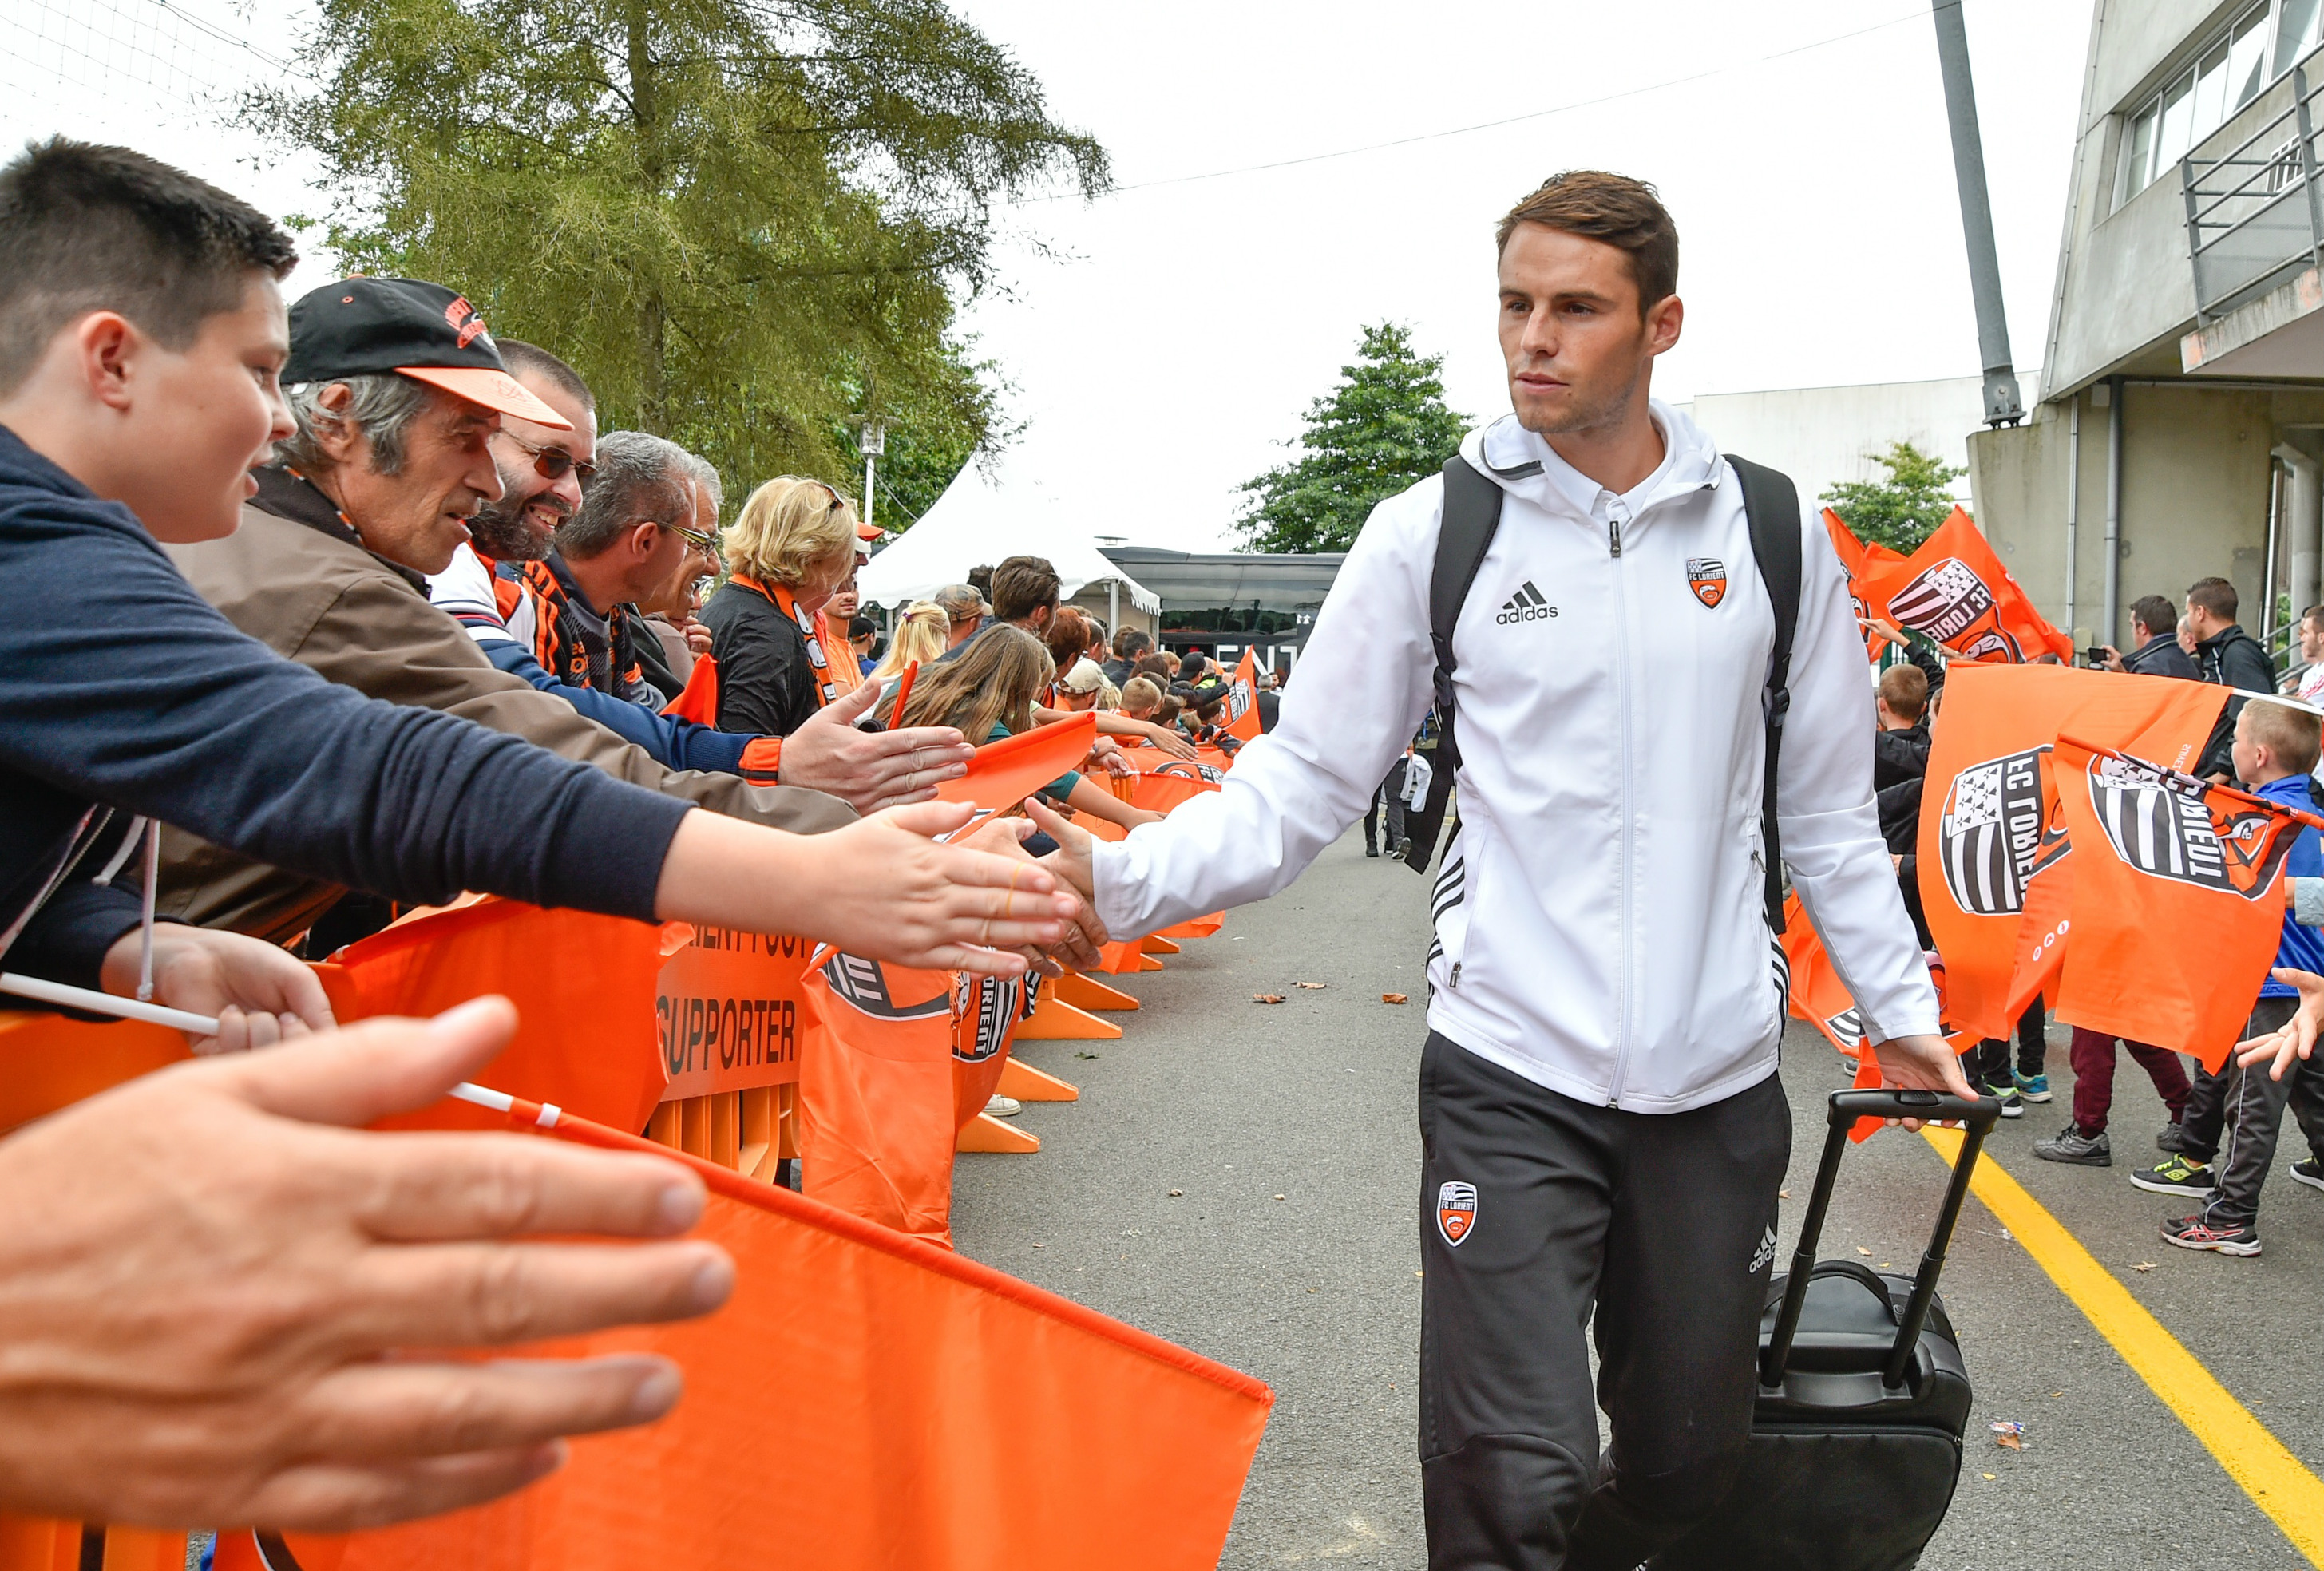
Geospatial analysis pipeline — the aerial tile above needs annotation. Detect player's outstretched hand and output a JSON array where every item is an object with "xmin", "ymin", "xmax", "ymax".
[{"xmin": 0, "ymin": 996, "xmax": 730, "ymax": 1532}]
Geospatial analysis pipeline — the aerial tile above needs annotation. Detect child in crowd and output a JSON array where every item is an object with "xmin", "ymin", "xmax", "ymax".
[
  {"xmin": 2151, "ymin": 700, "xmax": 2324, "ymax": 1255},
  {"xmin": 1118, "ymin": 675, "xmax": 1164, "ymax": 722}
]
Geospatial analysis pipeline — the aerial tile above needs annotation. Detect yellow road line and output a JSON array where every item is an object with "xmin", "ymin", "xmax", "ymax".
[{"xmin": 1922, "ymin": 1126, "xmax": 2324, "ymax": 1565}]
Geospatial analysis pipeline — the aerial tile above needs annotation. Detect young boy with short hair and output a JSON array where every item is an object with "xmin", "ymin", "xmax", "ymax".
[{"xmin": 2156, "ymin": 699, "xmax": 2324, "ymax": 1255}]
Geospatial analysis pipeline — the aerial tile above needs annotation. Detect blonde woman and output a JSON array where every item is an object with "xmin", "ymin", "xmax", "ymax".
[
  {"xmin": 870, "ymin": 600, "xmax": 949, "ymax": 694},
  {"xmin": 701, "ymin": 477, "xmax": 860, "ymax": 735}
]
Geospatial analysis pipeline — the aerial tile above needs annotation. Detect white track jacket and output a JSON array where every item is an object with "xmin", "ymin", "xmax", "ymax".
[{"xmin": 1091, "ymin": 403, "xmax": 1938, "ymax": 1114}]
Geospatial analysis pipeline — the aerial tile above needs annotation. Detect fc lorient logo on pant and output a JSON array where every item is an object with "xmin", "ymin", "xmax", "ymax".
[{"xmin": 1436, "ymin": 1181, "xmax": 1477, "ymax": 1245}]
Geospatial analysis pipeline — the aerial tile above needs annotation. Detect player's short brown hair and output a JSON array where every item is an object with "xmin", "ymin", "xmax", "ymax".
[
  {"xmin": 1877, "ymin": 663, "xmax": 1929, "ymax": 723},
  {"xmin": 1496, "ymin": 170, "xmax": 1679, "ymax": 315},
  {"xmin": 2239, "ymin": 698, "xmax": 2322, "ymax": 776}
]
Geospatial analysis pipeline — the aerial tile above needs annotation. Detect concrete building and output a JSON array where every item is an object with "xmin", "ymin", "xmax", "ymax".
[
  {"xmin": 1970, "ymin": 0, "xmax": 2324, "ymax": 657},
  {"xmin": 1098, "ymin": 545, "xmax": 1345, "ymax": 674},
  {"xmin": 1677, "ymin": 372, "xmax": 2034, "ymax": 522}
]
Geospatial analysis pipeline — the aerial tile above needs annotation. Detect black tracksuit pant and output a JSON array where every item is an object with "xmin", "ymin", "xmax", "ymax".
[
  {"xmin": 1416, "ymin": 1032, "xmax": 1791, "ymax": 1570},
  {"xmin": 1365, "ymin": 759, "xmax": 1408, "ymax": 853}
]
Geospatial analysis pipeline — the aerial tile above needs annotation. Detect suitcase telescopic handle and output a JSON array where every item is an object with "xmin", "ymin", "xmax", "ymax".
[{"xmin": 1759, "ymin": 1090, "xmax": 2002, "ymax": 1391}]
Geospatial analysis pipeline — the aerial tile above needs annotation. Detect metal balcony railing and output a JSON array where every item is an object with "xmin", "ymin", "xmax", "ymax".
[{"xmin": 2183, "ymin": 53, "xmax": 2324, "ymax": 323}]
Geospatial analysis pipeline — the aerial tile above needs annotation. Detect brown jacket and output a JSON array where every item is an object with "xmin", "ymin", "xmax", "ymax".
[{"xmin": 160, "ymin": 495, "xmax": 853, "ymax": 944}]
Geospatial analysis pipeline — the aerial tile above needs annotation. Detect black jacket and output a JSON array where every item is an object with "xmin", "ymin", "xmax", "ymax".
[
  {"xmin": 1872, "ymin": 723, "xmax": 1930, "ymax": 792},
  {"xmin": 2195, "ymin": 623, "xmax": 2275, "ymax": 693},
  {"xmin": 0, "ymin": 425, "xmax": 690, "ymax": 995},
  {"xmin": 703, "ymin": 580, "xmax": 824, "ymax": 737},
  {"xmin": 2195, "ymin": 622, "xmax": 2279, "ymax": 778},
  {"xmin": 2122, "ymin": 631, "xmax": 2199, "ymax": 680}
]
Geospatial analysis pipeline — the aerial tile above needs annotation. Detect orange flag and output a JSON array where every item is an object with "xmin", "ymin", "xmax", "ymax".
[
  {"xmin": 267, "ymin": 1095, "xmax": 1273, "ymax": 1571},
  {"xmin": 1127, "ymin": 769, "xmax": 1220, "ymax": 816},
  {"xmin": 331, "ymin": 899, "xmax": 675, "ymax": 1135},
  {"xmin": 1223, "ymin": 649, "xmax": 1263, "ymax": 742},
  {"xmin": 937, "ymin": 714, "xmax": 1099, "ymax": 814},
  {"xmin": 1781, "ymin": 892, "xmax": 1867, "ymax": 1058},
  {"xmin": 1918, "ymin": 666, "xmax": 2226, "ymax": 1041},
  {"xmin": 798, "ymin": 947, "xmax": 961, "ymax": 1246},
  {"xmin": 1857, "ymin": 507, "xmax": 2073, "ymax": 664},
  {"xmin": 2050, "ymin": 737, "xmax": 2318, "ymax": 1070},
  {"xmin": 1822, "ymin": 508, "xmax": 1895, "ymax": 663},
  {"xmin": 660, "ymin": 648, "xmax": 719, "ymax": 726}
]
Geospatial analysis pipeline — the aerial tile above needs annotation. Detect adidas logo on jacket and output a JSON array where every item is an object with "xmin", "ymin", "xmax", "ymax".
[{"xmin": 1088, "ymin": 400, "xmax": 1938, "ymax": 1114}]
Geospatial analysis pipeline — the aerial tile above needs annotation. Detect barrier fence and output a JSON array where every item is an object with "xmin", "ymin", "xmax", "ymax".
[{"xmin": 0, "ymin": 710, "xmax": 1261, "ymax": 1571}]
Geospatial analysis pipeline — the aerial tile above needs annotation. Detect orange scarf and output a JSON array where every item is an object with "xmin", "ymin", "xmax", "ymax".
[{"xmin": 730, "ymin": 574, "xmax": 834, "ymax": 710}]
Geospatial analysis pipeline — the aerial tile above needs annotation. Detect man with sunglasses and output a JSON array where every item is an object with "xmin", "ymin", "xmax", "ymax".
[{"xmin": 517, "ymin": 429, "xmax": 699, "ymax": 706}]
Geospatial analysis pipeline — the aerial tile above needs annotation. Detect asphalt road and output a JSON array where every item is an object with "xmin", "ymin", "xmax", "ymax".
[{"xmin": 951, "ymin": 828, "xmax": 2322, "ymax": 1569}]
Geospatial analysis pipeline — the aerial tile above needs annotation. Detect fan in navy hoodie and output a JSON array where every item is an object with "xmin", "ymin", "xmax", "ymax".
[{"xmin": 0, "ymin": 421, "xmax": 691, "ymax": 995}]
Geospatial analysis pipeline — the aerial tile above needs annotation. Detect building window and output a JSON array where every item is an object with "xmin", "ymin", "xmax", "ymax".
[{"xmin": 2116, "ymin": 0, "xmax": 2287, "ymax": 207}]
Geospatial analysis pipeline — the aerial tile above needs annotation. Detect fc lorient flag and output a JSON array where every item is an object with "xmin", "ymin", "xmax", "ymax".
[
  {"xmin": 252, "ymin": 1096, "xmax": 1272, "ymax": 1571},
  {"xmin": 2050, "ymin": 737, "xmax": 2319, "ymax": 1070},
  {"xmin": 1224, "ymin": 648, "xmax": 1263, "ymax": 742},
  {"xmin": 1917, "ymin": 666, "xmax": 2226, "ymax": 1042},
  {"xmin": 1857, "ymin": 507, "xmax": 2073, "ymax": 665}
]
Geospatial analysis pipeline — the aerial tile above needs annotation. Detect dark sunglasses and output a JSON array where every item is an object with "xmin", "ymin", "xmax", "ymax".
[{"xmin": 500, "ymin": 431, "xmax": 597, "ymax": 485}]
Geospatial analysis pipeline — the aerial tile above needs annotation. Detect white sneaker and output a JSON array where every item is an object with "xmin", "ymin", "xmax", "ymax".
[{"xmin": 984, "ymin": 1094, "xmax": 1023, "ymax": 1119}]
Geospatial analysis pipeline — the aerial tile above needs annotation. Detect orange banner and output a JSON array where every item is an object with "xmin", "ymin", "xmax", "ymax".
[
  {"xmin": 2051, "ymin": 738, "xmax": 2315, "ymax": 1070},
  {"xmin": 1223, "ymin": 648, "xmax": 1263, "ymax": 742},
  {"xmin": 661, "ymin": 649, "xmax": 719, "ymax": 725},
  {"xmin": 655, "ymin": 926, "xmax": 814, "ymax": 1099},
  {"xmin": 1782, "ymin": 892, "xmax": 1866, "ymax": 1058},
  {"xmin": 798, "ymin": 947, "xmax": 962, "ymax": 1247},
  {"xmin": 334, "ymin": 899, "xmax": 673, "ymax": 1134},
  {"xmin": 268, "ymin": 1097, "xmax": 1273, "ymax": 1571},
  {"xmin": 1857, "ymin": 507, "xmax": 2073, "ymax": 664},
  {"xmin": 1822, "ymin": 508, "xmax": 1894, "ymax": 662},
  {"xmin": 1916, "ymin": 665, "xmax": 2226, "ymax": 1042},
  {"xmin": 936, "ymin": 714, "xmax": 1099, "ymax": 814}
]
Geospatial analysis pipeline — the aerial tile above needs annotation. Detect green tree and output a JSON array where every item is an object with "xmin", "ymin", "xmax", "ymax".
[
  {"xmin": 1236, "ymin": 323, "xmax": 1467, "ymax": 553},
  {"xmin": 245, "ymin": 0, "xmax": 1106, "ymax": 498},
  {"xmin": 1820, "ymin": 440, "xmax": 1966, "ymax": 553}
]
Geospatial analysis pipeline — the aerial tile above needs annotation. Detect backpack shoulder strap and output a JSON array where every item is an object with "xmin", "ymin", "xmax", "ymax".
[
  {"xmin": 1403, "ymin": 456, "xmax": 1505, "ymax": 875},
  {"xmin": 1727, "ymin": 453, "xmax": 1803, "ymax": 930}
]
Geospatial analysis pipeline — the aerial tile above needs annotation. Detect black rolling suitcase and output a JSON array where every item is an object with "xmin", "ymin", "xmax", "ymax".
[{"xmin": 1649, "ymin": 1088, "xmax": 2002, "ymax": 1571}]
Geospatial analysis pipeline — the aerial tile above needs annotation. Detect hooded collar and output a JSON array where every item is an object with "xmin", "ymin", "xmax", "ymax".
[
  {"xmin": 248, "ymin": 464, "xmax": 426, "ymax": 592},
  {"xmin": 1465, "ymin": 398, "xmax": 1724, "ymax": 530}
]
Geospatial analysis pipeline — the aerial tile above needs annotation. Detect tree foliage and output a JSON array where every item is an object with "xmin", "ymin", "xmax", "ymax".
[
  {"xmin": 1820, "ymin": 439, "xmax": 1966, "ymax": 553},
  {"xmin": 245, "ymin": 0, "xmax": 1107, "ymax": 509},
  {"xmin": 1235, "ymin": 323, "xmax": 1467, "ymax": 554}
]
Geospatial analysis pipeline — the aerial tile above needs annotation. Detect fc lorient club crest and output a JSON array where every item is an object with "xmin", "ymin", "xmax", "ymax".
[
  {"xmin": 1887, "ymin": 557, "xmax": 2023, "ymax": 663},
  {"xmin": 1436, "ymin": 1181, "xmax": 1478, "ymax": 1247},
  {"xmin": 1685, "ymin": 556, "xmax": 1726, "ymax": 608},
  {"xmin": 1938, "ymin": 746, "xmax": 2050, "ymax": 916}
]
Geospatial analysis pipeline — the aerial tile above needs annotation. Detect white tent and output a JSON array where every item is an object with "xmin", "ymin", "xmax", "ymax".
[{"xmin": 857, "ymin": 454, "xmax": 1159, "ymax": 616}]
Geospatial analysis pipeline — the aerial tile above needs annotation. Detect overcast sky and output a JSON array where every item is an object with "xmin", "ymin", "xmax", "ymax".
[{"xmin": 3, "ymin": 0, "xmax": 2093, "ymax": 548}]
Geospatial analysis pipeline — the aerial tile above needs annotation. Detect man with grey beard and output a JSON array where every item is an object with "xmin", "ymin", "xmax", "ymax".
[{"xmin": 423, "ymin": 342, "xmax": 974, "ymax": 804}]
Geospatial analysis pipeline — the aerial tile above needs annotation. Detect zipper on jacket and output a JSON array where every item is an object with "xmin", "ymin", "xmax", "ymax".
[{"xmin": 1605, "ymin": 497, "xmax": 1633, "ymax": 1106}]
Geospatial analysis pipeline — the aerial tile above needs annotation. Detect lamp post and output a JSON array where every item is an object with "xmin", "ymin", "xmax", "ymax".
[{"xmin": 854, "ymin": 416, "xmax": 888, "ymax": 535}]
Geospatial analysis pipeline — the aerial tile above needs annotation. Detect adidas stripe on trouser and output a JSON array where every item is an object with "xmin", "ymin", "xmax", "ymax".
[{"xmin": 1416, "ymin": 1033, "xmax": 1789, "ymax": 1571}]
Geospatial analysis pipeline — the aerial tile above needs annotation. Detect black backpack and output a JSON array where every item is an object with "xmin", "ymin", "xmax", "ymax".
[{"xmin": 1402, "ymin": 453, "xmax": 1804, "ymax": 932}]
